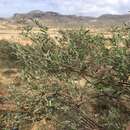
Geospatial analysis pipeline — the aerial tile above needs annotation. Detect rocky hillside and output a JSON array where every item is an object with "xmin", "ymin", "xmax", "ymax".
[
  {"xmin": 10, "ymin": 10, "xmax": 130, "ymax": 27},
  {"xmin": 0, "ymin": 10, "xmax": 127, "ymax": 28}
]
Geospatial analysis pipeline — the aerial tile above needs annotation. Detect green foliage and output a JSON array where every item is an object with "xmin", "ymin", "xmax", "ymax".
[
  {"xmin": 4, "ymin": 22, "xmax": 130, "ymax": 130},
  {"xmin": 0, "ymin": 40, "xmax": 18, "ymax": 59}
]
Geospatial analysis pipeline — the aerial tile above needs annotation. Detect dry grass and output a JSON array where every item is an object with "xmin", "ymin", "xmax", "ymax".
[{"xmin": 0, "ymin": 21, "xmax": 112, "ymax": 46}]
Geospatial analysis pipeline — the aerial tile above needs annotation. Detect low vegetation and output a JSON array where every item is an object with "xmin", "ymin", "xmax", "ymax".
[{"xmin": 0, "ymin": 22, "xmax": 130, "ymax": 130}]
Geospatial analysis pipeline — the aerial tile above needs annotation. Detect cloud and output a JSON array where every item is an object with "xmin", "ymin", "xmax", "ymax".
[
  {"xmin": 46, "ymin": 0, "xmax": 130, "ymax": 16},
  {"xmin": 0, "ymin": 0, "xmax": 129, "ymax": 17}
]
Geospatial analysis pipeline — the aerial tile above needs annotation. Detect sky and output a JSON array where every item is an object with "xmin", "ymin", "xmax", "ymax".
[{"xmin": 0, "ymin": 0, "xmax": 130, "ymax": 17}]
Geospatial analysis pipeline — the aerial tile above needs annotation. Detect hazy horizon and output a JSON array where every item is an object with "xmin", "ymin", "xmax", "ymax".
[{"xmin": 0, "ymin": 0, "xmax": 130, "ymax": 17}]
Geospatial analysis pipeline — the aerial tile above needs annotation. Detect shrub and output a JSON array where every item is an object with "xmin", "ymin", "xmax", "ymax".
[
  {"xmin": 7, "ymin": 22, "xmax": 130, "ymax": 130},
  {"xmin": 0, "ymin": 40, "xmax": 18, "ymax": 68}
]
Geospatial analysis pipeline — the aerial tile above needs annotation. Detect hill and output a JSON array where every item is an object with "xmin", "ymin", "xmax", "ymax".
[{"xmin": 10, "ymin": 10, "xmax": 130, "ymax": 28}]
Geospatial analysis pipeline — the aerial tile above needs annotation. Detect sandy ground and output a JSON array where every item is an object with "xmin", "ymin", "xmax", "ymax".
[{"xmin": 0, "ymin": 21, "xmax": 111, "ymax": 45}]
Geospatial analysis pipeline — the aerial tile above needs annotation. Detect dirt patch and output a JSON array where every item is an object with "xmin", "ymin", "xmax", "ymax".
[
  {"xmin": 31, "ymin": 119, "xmax": 56, "ymax": 130},
  {"xmin": 0, "ymin": 68, "xmax": 18, "ymax": 112}
]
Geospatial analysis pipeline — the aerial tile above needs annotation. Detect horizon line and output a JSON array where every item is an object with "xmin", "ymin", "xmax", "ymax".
[{"xmin": 1, "ymin": 10, "xmax": 130, "ymax": 19}]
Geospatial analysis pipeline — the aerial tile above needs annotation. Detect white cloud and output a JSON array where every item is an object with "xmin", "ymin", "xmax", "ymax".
[
  {"xmin": 48, "ymin": 0, "xmax": 130, "ymax": 16},
  {"xmin": 0, "ymin": 0, "xmax": 130, "ymax": 17}
]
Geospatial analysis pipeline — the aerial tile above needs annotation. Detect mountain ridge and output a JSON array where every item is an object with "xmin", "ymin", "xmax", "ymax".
[{"xmin": 7, "ymin": 10, "xmax": 130, "ymax": 27}]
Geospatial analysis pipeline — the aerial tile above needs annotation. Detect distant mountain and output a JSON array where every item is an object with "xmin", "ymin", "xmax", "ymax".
[
  {"xmin": 9, "ymin": 10, "xmax": 130, "ymax": 27},
  {"xmin": 11, "ymin": 10, "xmax": 94, "ymax": 27},
  {"xmin": 13, "ymin": 10, "xmax": 60, "ymax": 19},
  {"xmin": 97, "ymin": 14, "xmax": 130, "ymax": 25}
]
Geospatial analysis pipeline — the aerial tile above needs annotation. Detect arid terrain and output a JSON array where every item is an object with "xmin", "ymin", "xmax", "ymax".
[
  {"xmin": 0, "ymin": 10, "xmax": 130, "ymax": 130},
  {"xmin": 0, "ymin": 10, "xmax": 129, "ymax": 42}
]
